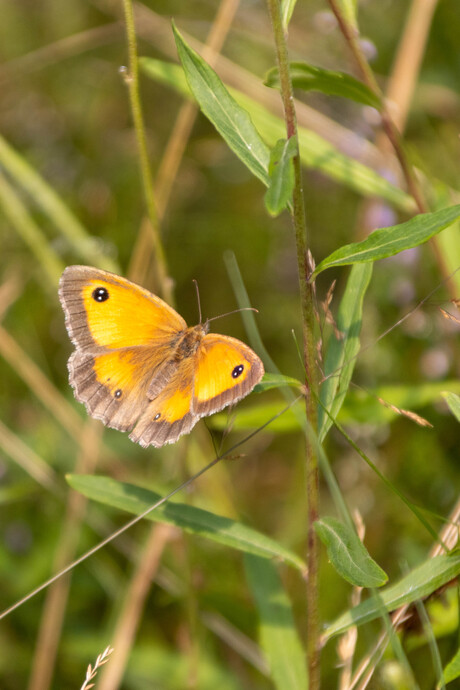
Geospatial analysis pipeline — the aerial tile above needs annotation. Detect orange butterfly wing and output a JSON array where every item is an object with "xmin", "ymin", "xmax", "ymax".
[
  {"xmin": 59, "ymin": 266, "xmax": 187, "ymax": 436},
  {"xmin": 59, "ymin": 265, "xmax": 185, "ymax": 351},
  {"xmin": 193, "ymin": 334, "xmax": 264, "ymax": 416},
  {"xmin": 129, "ymin": 360, "xmax": 196, "ymax": 447}
]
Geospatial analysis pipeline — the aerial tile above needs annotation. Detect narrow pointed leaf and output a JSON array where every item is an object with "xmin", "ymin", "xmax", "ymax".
[
  {"xmin": 244, "ymin": 555, "xmax": 308, "ymax": 690},
  {"xmin": 266, "ymin": 63, "xmax": 380, "ymax": 109},
  {"xmin": 323, "ymin": 550, "xmax": 460, "ymax": 640},
  {"xmin": 442, "ymin": 392, "xmax": 460, "ymax": 422},
  {"xmin": 256, "ymin": 373, "xmax": 303, "ymax": 392},
  {"xmin": 172, "ymin": 23, "xmax": 270, "ymax": 186},
  {"xmin": 281, "ymin": 0, "xmax": 298, "ymax": 29},
  {"xmin": 211, "ymin": 399, "xmax": 304, "ymax": 433},
  {"xmin": 67, "ymin": 474, "xmax": 306, "ymax": 571},
  {"xmin": 140, "ymin": 58, "xmax": 414, "ymax": 212},
  {"xmin": 336, "ymin": 0, "xmax": 358, "ymax": 30},
  {"xmin": 318, "ymin": 263, "xmax": 372, "ymax": 440},
  {"xmin": 315, "ymin": 517, "xmax": 387, "ymax": 587},
  {"xmin": 264, "ymin": 137, "xmax": 296, "ymax": 216},
  {"xmin": 313, "ymin": 205, "xmax": 460, "ymax": 277},
  {"xmin": 443, "ymin": 648, "xmax": 460, "ymax": 685}
]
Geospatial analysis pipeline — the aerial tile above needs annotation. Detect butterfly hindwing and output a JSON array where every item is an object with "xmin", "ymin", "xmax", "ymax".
[
  {"xmin": 193, "ymin": 334, "xmax": 264, "ymax": 416},
  {"xmin": 130, "ymin": 359, "xmax": 196, "ymax": 447},
  {"xmin": 69, "ymin": 348, "xmax": 162, "ymax": 432}
]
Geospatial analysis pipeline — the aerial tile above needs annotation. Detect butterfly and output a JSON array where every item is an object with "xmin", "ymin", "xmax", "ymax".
[{"xmin": 59, "ymin": 266, "xmax": 264, "ymax": 448}]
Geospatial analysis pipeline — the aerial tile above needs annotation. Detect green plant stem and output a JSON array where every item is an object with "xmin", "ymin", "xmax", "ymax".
[
  {"xmin": 327, "ymin": 0, "xmax": 427, "ymax": 215},
  {"xmin": 122, "ymin": 0, "xmax": 172, "ymax": 302},
  {"xmin": 266, "ymin": 1, "xmax": 320, "ymax": 687}
]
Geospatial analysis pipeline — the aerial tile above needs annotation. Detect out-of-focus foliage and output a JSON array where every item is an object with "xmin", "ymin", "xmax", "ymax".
[{"xmin": 0, "ymin": 1, "xmax": 459, "ymax": 689}]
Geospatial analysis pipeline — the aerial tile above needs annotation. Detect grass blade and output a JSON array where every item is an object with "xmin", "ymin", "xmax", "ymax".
[
  {"xmin": 67, "ymin": 474, "xmax": 306, "ymax": 571},
  {"xmin": 0, "ymin": 135, "xmax": 117, "ymax": 272},
  {"xmin": 323, "ymin": 550, "xmax": 460, "ymax": 640},
  {"xmin": 244, "ymin": 554, "xmax": 308, "ymax": 690},
  {"xmin": 318, "ymin": 263, "xmax": 372, "ymax": 440}
]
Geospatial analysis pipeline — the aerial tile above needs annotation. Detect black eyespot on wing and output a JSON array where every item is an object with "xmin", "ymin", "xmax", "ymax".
[
  {"xmin": 115, "ymin": 389, "xmax": 122, "ymax": 399},
  {"xmin": 92, "ymin": 287, "xmax": 109, "ymax": 302},
  {"xmin": 232, "ymin": 364, "xmax": 244, "ymax": 379}
]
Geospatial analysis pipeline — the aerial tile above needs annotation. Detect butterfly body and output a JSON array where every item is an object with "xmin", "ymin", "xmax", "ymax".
[{"xmin": 59, "ymin": 266, "xmax": 264, "ymax": 447}]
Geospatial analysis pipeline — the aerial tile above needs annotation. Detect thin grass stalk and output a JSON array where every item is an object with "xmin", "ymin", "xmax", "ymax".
[
  {"xmin": 0, "ymin": 420, "xmax": 60, "ymax": 494},
  {"xmin": 27, "ymin": 422, "xmax": 103, "ymax": 690},
  {"xmin": 98, "ymin": 523, "xmax": 175, "ymax": 690},
  {"xmin": 327, "ymin": 0, "xmax": 427, "ymax": 215},
  {"xmin": 265, "ymin": 1, "xmax": 320, "ymax": 686},
  {"xmin": 0, "ymin": 135, "xmax": 117, "ymax": 272},
  {"xmin": 0, "ymin": 326, "xmax": 83, "ymax": 442},
  {"xmin": 121, "ymin": 0, "xmax": 171, "ymax": 302},
  {"xmin": 128, "ymin": 0, "xmax": 240, "ymax": 286},
  {"xmin": 0, "ymin": 172, "xmax": 64, "ymax": 287}
]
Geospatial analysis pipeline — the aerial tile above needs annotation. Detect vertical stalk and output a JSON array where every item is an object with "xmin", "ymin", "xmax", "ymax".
[
  {"xmin": 266, "ymin": 1, "xmax": 320, "ymax": 687},
  {"xmin": 122, "ymin": 0, "xmax": 172, "ymax": 303},
  {"xmin": 327, "ymin": 0, "xmax": 427, "ymax": 215}
]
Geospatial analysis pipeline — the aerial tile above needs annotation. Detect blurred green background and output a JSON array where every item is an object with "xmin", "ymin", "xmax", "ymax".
[{"xmin": 0, "ymin": 0, "xmax": 459, "ymax": 688}]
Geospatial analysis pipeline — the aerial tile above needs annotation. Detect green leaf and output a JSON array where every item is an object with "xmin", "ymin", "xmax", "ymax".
[
  {"xmin": 442, "ymin": 647, "xmax": 460, "ymax": 685},
  {"xmin": 264, "ymin": 137, "xmax": 296, "ymax": 216},
  {"xmin": 244, "ymin": 555, "xmax": 308, "ymax": 690},
  {"xmin": 281, "ymin": 0, "xmax": 298, "ymax": 29},
  {"xmin": 442, "ymin": 392, "xmax": 460, "ymax": 423},
  {"xmin": 318, "ymin": 263, "xmax": 373, "ymax": 441},
  {"xmin": 313, "ymin": 205, "xmax": 460, "ymax": 276},
  {"xmin": 172, "ymin": 23, "xmax": 270, "ymax": 186},
  {"xmin": 256, "ymin": 373, "xmax": 303, "ymax": 392},
  {"xmin": 323, "ymin": 550, "xmax": 460, "ymax": 641},
  {"xmin": 315, "ymin": 517, "xmax": 387, "ymax": 587},
  {"xmin": 140, "ymin": 58, "xmax": 415, "ymax": 213},
  {"xmin": 67, "ymin": 475, "xmax": 306, "ymax": 571},
  {"xmin": 266, "ymin": 62, "xmax": 380, "ymax": 109},
  {"xmin": 211, "ymin": 400, "xmax": 304, "ymax": 433}
]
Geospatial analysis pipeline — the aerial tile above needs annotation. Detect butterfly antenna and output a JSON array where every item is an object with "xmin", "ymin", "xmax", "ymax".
[
  {"xmin": 193, "ymin": 279, "xmax": 202, "ymax": 324},
  {"xmin": 207, "ymin": 307, "xmax": 259, "ymax": 323}
]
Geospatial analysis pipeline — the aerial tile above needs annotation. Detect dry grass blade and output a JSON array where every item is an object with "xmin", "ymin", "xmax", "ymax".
[
  {"xmin": 320, "ymin": 279, "xmax": 343, "ymax": 341},
  {"xmin": 27, "ymin": 422, "xmax": 103, "ymax": 690},
  {"xmin": 0, "ymin": 420, "xmax": 60, "ymax": 494},
  {"xmin": 349, "ymin": 502, "xmax": 460, "ymax": 689},
  {"xmin": 80, "ymin": 646, "xmax": 114, "ymax": 690},
  {"xmin": 98, "ymin": 524, "xmax": 176, "ymax": 690},
  {"xmin": 375, "ymin": 397, "xmax": 433, "ymax": 428},
  {"xmin": 439, "ymin": 307, "xmax": 460, "ymax": 325},
  {"xmin": 337, "ymin": 510, "xmax": 365, "ymax": 690},
  {"xmin": 0, "ymin": 326, "xmax": 83, "ymax": 442}
]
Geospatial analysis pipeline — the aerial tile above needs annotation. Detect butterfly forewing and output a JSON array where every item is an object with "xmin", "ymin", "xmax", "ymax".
[{"xmin": 59, "ymin": 265, "xmax": 186, "ymax": 351}]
